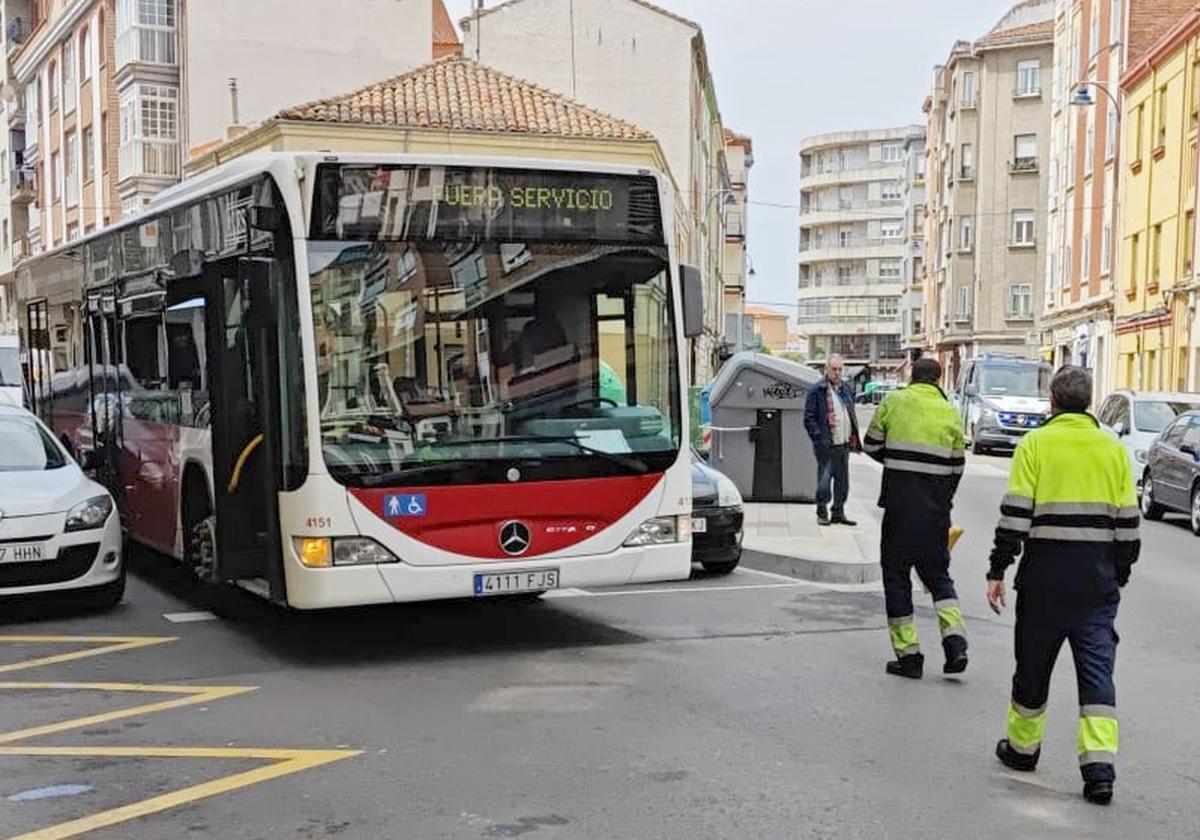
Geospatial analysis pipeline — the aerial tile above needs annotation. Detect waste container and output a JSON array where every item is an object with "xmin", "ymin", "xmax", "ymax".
[{"xmin": 707, "ymin": 352, "xmax": 823, "ymax": 502}]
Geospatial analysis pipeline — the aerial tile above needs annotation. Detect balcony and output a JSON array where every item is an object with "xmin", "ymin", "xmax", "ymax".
[
  {"xmin": 119, "ymin": 140, "xmax": 181, "ymax": 183},
  {"xmin": 11, "ymin": 167, "xmax": 37, "ymax": 204},
  {"xmin": 6, "ymin": 17, "xmax": 34, "ymax": 55},
  {"xmin": 13, "ymin": 236, "xmax": 29, "ymax": 262},
  {"xmin": 116, "ymin": 25, "xmax": 179, "ymax": 70},
  {"xmin": 1013, "ymin": 86, "xmax": 1042, "ymax": 100},
  {"xmin": 1010, "ymin": 158, "xmax": 1039, "ymax": 174}
]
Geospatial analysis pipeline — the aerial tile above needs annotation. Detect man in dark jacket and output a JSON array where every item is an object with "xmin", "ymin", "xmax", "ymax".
[{"xmin": 804, "ymin": 354, "xmax": 860, "ymax": 526}]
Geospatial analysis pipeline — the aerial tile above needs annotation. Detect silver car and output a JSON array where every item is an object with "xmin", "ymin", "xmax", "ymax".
[{"xmin": 1141, "ymin": 410, "xmax": 1200, "ymax": 536}]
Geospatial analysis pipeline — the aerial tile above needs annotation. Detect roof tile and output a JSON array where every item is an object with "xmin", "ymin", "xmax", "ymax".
[{"xmin": 277, "ymin": 56, "xmax": 653, "ymax": 141}]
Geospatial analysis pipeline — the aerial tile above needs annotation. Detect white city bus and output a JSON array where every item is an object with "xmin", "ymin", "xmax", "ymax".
[{"xmin": 18, "ymin": 153, "xmax": 700, "ymax": 608}]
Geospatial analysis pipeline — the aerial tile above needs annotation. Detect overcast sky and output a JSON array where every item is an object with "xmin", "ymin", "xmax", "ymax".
[{"xmin": 445, "ymin": 0, "xmax": 1019, "ymax": 324}]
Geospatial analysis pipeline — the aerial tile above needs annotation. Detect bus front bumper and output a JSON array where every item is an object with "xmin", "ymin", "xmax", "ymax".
[{"xmin": 280, "ymin": 542, "xmax": 691, "ymax": 610}]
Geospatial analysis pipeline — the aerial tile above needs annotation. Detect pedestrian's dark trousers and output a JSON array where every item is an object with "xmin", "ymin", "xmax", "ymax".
[
  {"xmin": 1006, "ymin": 594, "xmax": 1119, "ymax": 783},
  {"xmin": 881, "ymin": 548, "xmax": 967, "ymax": 661},
  {"xmin": 815, "ymin": 444, "xmax": 850, "ymax": 515}
]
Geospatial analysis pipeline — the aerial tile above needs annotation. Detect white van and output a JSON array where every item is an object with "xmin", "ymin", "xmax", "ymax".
[
  {"xmin": 0, "ymin": 334, "xmax": 23, "ymax": 408},
  {"xmin": 955, "ymin": 354, "xmax": 1052, "ymax": 454}
]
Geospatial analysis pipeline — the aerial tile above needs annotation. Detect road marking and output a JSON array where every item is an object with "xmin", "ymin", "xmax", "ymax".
[
  {"xmin": 0, "ymin": 635, "xmax": 359, "ymax": 839},
  {"xmin": 0, "ymin": 746, "xmax": 361, "ymax": 840},
  {"xmin": 7, "ymin": 785, "xmax": 94, "ymax": 802},
  {"xmin": 0, "ymin": 636, "xmax": 175, "ymax": 675},
  {"xmin": 579, "ymin": 581, "xmax": 806, "ymax": 598},
  {"xmin": 162, "ymin": 610, "xmax": 219, "ymax": 623}
]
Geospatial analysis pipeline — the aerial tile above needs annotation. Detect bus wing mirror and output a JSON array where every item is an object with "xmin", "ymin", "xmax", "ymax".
[
  {"xmin": 680, "ymin": 264, "xmax": 704, "ymax": 339},
  {"xmin": 240, "ymin": 257, "xmax": 280, "ymax": 328}
]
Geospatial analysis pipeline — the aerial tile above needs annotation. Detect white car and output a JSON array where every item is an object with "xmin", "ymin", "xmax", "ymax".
[
  {"xmin": 1097, "ymin": 390, "xmax": 1200, "ymax": 490},
  {"xmin": 0, "ymin": 404, "xmax": 124, "ymax": 607}
]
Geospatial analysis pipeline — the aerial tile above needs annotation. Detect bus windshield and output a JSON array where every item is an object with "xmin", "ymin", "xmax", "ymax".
[
  {"xmin": 979, "ymin": 363, "xmax": 1051, "ymax": 398},
  {"xmin": 308, "ymin": 240, "xmax": 680, "ymax": 486}
]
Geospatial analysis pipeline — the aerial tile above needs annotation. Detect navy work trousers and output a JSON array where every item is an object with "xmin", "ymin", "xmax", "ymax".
[
  {"xmin": 815, "ymin": 444, "xmax": 850, "ymax": 516},
  {"xmin": 881, "ymin": 545, "xmax": 967, "ymax": 660}
]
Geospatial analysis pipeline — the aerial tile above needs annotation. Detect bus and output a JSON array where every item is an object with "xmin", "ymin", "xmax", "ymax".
[{"xmin": 17, "ymin": 153, "xmax": 701, "ymax": 609}]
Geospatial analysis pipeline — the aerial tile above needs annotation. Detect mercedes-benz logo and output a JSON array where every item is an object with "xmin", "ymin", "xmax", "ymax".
[{"xmin": 499, "ymin": 521, "xmax": 532, "ymax": 556}]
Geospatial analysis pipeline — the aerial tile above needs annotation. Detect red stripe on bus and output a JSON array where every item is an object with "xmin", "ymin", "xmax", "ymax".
[{"xmin": 348, "ymin": 474, "xmax": 662, "ymax": 559}]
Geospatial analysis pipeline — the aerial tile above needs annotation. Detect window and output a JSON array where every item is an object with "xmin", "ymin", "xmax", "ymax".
[
  {"xmin": 1008, "ymin": 284, "xmax": 1033, "ymax": 319},
  {"xmin": 1016, "ymin": 60, "xmax": 1041, "ymax": 96},
  {"xmin": 1101, "ymin": 222, "xmax": 1112, "ymax": 274},
  {"xmin": 959, "ymin": 216, "xmax": 973, "ymax": 250},
  {"xmin": 62, "ymin": 38, "xmax": 76, "ymax": 112},
  {"xmin": 1110, "ymin": 0, "xmax": 1120, "ymax": 41},
  {"xmin": 82, "ymin": 126, "xmax": 94, "ymax": 183},
  {"xmin": 837, "ymin": 264, "xmax": 853, "ymax": 283},
  {"xmin": 1152, "ymin": 223, "xmax": 1163, "ymax": 284},
  {"xmin": 839, "ymin": 229, "xmax": 853, "ymax": 248},
  {"xmin": 1085, "ymin": 122, "xmax": 1095, "ymax": 174},
  {"xmin": 879, "ymin": 260, "xmax": 902, "ymax": 280},
  {"xmin": 961, "ymin": 143, "xmax": 974, "ymax": 178},
  {"xmin": 64, "ymin": 130, "xmax": 78, "ymax": 207},
  {"xmin": 1134, "ymin": 104, "xmax": 1145, "ymax": 161},
  {"xmin": 1193, "ymin": 62, "xmax": 1200, "ymax": 127},
  {"xmin": 881, "ymin": 181, "xmax": 902, "ymax": 201},
  {"xmin": 1090, "ymin": 0, "xmax": 1100, "ymax": 56},
  {"xmin": 1130, "ymin": 232, "xmax": 1140, "ymax": 291},
  {"xmin": 1106, "ymin": 104, "xmax": 1117, "ymax": 158},
  {"xmin": 1013, "ymin": 134, "xmax": 1038, "ymax": 171},
  {"xmin": 881, "ymin": 219, "xmax": 903, "ymax": 241},
  {"xmin": 878, "ymin": 297, "xmax": 899, "ymax": 317},
  {"xmin": 51, "ymin": 150, "xmax": 61, "ymax": 201},
  {"xmin": 49, "ymin": 60, "xmax": 59, "ymax": 112},
  {"xmin": 1186, "ymin": 211, "xmax": 1196, "ymax": 271},
  {"xmin": 118, "ymin": 83, "xmax": 180, "ymax": 179},
  {"xmin": 1082, "ymin": 232, "xmax": 1090, "ymax": 278},
  {"xmin": 961, "ymin": 72, "xmax": 976, "ymax": 107},
  {"xmin": 881, "ymin": 143, "xmax": 903, "ymax": 163},
  {"xmin": 80, "ymin": 27, "xmax": 92, "ymax": 80},
  {"xmin": 116, "ymin": 0, "xmax": 178, "ymax": 65},
  {"xmin": 956, "ymin": 286, "xmax": 971, "ymax": 320},
  {"xmin": 1013, "ymin": 210, "xmax": 1035, "ymax": 245},
  {"xmin": 1155, "ymin": 85, "xmax": 1167, "ymax": 149}
]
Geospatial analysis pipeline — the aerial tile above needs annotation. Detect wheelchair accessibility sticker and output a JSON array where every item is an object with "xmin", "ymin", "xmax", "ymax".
[{"xmin": 384, "ymin": 494, "xmax": 427, "ymax": 518}]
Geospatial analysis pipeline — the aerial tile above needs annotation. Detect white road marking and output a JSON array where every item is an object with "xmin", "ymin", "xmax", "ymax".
[
  {"xmin": 569, "ymin": 582, "xmax": 806, "ymax": 598},
  {"xmin": 541, "ymin": 587, "xmax": 591, "ymax": 599},
  {"xmin": 162, "ymin": 611, "xmax": 219, "ymax": 624}
]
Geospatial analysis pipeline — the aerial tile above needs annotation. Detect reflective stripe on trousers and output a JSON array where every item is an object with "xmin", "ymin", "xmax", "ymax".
[
  {"xmin": 888, "ymin": 614, "xmax": 920, "ymax": 656},
  {"xmin": 934, "ymin": 598, "xmax": 966, "ymax": 640},
  {"xmin": 1006, "ymin": 701, "xmax": 1046, "ymax": 755},
  {"xmin": 1078, "ymin": 704, "xmax": 1118, "ymax": 767}
]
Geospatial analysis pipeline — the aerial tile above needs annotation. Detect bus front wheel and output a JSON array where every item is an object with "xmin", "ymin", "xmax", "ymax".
[{"xmin": 182, "ymin": 477, "xmax": 217, "ymax": 584}]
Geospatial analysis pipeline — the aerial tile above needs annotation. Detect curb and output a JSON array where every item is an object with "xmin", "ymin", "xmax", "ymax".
[{"xmin": 741, "ymin": 547, "xmax": 881, "ymax": 585}]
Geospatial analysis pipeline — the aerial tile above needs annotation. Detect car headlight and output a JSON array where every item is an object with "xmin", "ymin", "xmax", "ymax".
[
  {"xmin": 624, "ymin": 515, "xmax": 691, "ymax": 546},
  {"xmin": 1135, "ymin": 449, "xmax": 1148, "ymax": 464},
  {"xmin": 64, "ymin": 495, "xmax": 113, "ymax": 532},
  {"xmin": 293, "ymin": 537, "xmax": 400, "ymax": 567},
  {"xmin": 716, "ymin": 473, "xmax": 743, "ymax": 508},
  {"xmin": 979, "ymin": 404, "xmax": 999, "ymax": 424}
]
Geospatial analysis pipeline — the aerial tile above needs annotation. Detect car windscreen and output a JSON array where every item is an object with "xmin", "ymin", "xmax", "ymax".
[
  {"xmin": 0, "ymin": 414, "xmax": 67, "ymax": 471},
  {"xmin": 1134, "ymin": 400, "xmax": 1200, "ymax": 433},
  {"xmin": 979, "ymin": 363, "xmax": 1051, "ymax": 398}
]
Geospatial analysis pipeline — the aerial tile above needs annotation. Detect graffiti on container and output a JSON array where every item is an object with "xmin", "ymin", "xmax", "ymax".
[{"xmin": 762, "ymin": 382, "xmax": 805, "ymax": 400}]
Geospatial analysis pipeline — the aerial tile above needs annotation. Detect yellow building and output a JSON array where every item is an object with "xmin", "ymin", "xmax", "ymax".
[
  {"xmin": 187, "ymin": 55, "xmax": 677, "ymax": 207},
  {"xmin": 1117, "ymin": 9, "xmax": 1200, "ymax": 392},
  {"xmin": 744, "ymin": 305, "xmax": 789, "ymax": 354}
]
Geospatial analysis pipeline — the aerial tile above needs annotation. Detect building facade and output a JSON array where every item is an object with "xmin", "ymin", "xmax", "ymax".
[
  {"xmin": 901, "ymin": 130, "xmax": 927, "ymax": 357},
  {"xmin": 459, "ymin": 0, "xmax": 731, "ymax": 384},
  {"xmin": 722, "ymin": 128, "xmax": 753, "ymax": 355},
  {"xmin": 1116, "ymin": 8, "xmax": 1200, "ymax": 394},
  {"xmin": 742, "ymin": 305, "xmax": 788, "ymax": 354},
  {"xmin": 923, "ymin": 1, "xmax": 1054, "ymax": 387},
  {"xmin": 797, "ymin": 126, "xmax": 919, "ymax": 367}
]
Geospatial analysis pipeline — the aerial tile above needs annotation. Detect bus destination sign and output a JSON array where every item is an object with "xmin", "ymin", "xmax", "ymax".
[{"xmin": 312, "ymin": 164, "xmax": 664, "ymax": 245}]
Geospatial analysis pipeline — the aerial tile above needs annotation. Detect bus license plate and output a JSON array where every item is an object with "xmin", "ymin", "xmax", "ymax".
[
  {"xmin": 0, "ymin": 543, "xmax": 45, "ymax": 564},
  {"xmin": 474, "ymin": 569, "xmax": 559, "ymax": 597}
]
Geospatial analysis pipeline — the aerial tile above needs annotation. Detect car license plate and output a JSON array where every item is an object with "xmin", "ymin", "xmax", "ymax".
[
  {"xmin": 474, "ymin": 569, "xmax": 559, "ymax": 597},
  {"xmin": 691, "ymin": 516, "xmax": 708, "ymax": 533},
  {"xmin": 0, "ymin": 543, "xmax": 45, "ymax": 564}
]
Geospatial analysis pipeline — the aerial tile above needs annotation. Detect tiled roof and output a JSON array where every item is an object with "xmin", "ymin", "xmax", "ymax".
[
  {"xmin": 277, "ymin": 56, "xmax": 654, "ymax": 141},
  {"xmin": 744, "ymin": 305, "xmax": 788, "ymax": 319},
  {"xmin": 461, "ymin": 0, "xmax": 698, "ymax": 30},
  {"xmin": 976, "ymin": 19, "xmax": 1054, "ymax": 46}
]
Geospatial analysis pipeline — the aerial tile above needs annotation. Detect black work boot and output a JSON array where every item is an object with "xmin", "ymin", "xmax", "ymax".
[
  {"xmin": 995, "ymin": 739, "xmax": 1039, "ymax": 772},
  {"xmin": 817, "ymin": 507, "xmax": 830, "ymax": 526},
  {"xmin": 885, "ymin": 653, "xmax": 924, "ymax": 679},
  {"xmin": 943, "ymin": 652, "xmax": 969, "ymax": 674},
  {"xmin": 1083, "ymin": 780, "xmax": 1114, "ymax": 805},
  {"xmin": 831, "ymin": 511, "xmax": 858, "ymax": 526}
]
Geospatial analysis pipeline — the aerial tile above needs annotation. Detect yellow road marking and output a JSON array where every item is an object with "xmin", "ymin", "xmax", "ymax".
[
  {"xmin": 0, "ymin": 636, "xmax": 175, "ymax": 675},
  {"xmin": 0, "ymin": 682, "xmax": 256, "ymax": 745},
  {"xmin": 0, "ymin": 635, "xmax": 360, "ymax": 839},
  {"xmin": 0, "ymin": 746, "xmax": 361, "ymax": 840}
]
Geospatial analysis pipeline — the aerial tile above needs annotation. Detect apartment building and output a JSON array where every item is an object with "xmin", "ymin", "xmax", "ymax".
[
  {"xmin": 1116, "ymin": 7, "xmax": 1200, "ymax": 393},
  {"xmin": 723, "ymin": 128, "xmax": 753, "ymax": 353},
  {"xmin": 923, "ymin": 0, "xmax": 1054, "ymax": 387},
  {"xmin": 0, "ymin": 0, "xmax": 435, "ymax": 278},
  {"xmin": 901, "ymin": 130, "xmax": 927, "ymax": 355},
  {"xmin": 797, "ymin": 125, "xmax": 921, "ymax": 368},
  {"xmin": 1043, "ymin": 0, "xmax": 1194, "ymax": 399},
  {"xmin": 459, "ymin": 0, "xmax": 732, "ymax": 384}
]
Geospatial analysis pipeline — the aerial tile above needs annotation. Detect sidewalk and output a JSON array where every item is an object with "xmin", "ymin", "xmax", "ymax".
[{"xmin": 740, "ymin": 496, "xmax": 882, "ymax": 585}]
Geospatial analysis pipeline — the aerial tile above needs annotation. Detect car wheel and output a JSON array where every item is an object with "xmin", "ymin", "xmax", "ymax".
[
  {"xmin": 702, "ymin": 551, "xmax": 741, "ymax": 575},
  {"xmin": 971, "ymin": 431, "xmax": 988, "ymax": 456},
  {"xmin": 1141, "ymin": 472, "xmax": 1165, "ymax": 521},
  {"xmin": 1191, "ymin": 485, "xmax": 1200, "ymax": 537}
]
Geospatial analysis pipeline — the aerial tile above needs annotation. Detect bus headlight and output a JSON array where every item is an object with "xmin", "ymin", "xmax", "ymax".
[
  {"xmin": 624, "ymin": 515, "xmax": 691, "ymax": 546},
  {"xmin": 333, "ymin": 538, "xmax": 399, "ymax": 566}
]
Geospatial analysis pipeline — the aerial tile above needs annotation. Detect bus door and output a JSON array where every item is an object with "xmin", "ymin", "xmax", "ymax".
[{"xmin": 203, "ymin": 256, "xmax": 286, "ymax": 600}]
